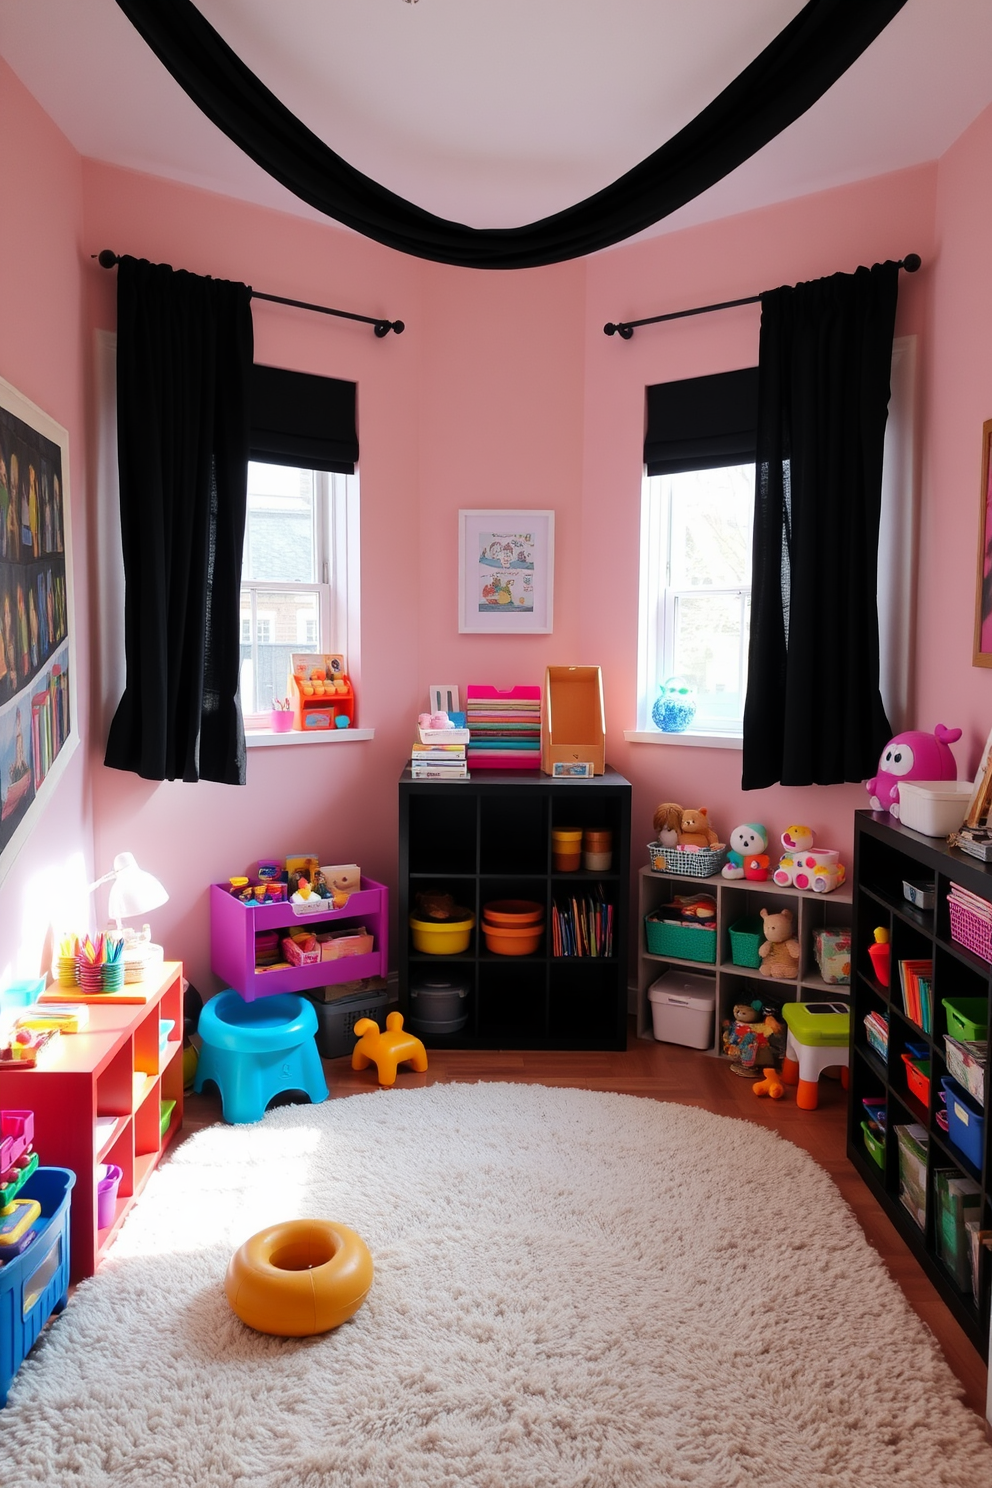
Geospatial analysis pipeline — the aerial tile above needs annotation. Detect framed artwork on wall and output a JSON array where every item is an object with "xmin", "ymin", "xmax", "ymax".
[
  {"xmin": 0, "ymin": 374, "xmax": 78, "ymax": 888},
  {"xmin": 458, "ymin": 509, "xmax": 555, "ymax": 634},
  {"xmin": 973, "ymin": 418, "xmax": 992, "ymax": 666}
]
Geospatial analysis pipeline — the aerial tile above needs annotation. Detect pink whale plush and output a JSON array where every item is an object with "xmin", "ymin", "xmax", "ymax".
[{"xmin": 866, "ymin": 724, "xmax": 962, "ymax": 818}]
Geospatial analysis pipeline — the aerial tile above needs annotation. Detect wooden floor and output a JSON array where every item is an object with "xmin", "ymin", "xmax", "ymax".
[{"xmin": 182, "ymin": 1019, "xmax": 989, "ymax": 1422}]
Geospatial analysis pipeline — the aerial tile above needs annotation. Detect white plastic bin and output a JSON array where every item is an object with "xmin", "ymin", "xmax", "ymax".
[
  {"xmin": 648, "ymin": 972, "xmax": 715, "ymax": 1049},
  {"xmin": 898, "ymin": 779, "xmax": 973, "ymax": 837}
]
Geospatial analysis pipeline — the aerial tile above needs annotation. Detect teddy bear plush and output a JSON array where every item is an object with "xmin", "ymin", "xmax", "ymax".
[
  {"xmin": 677, "ymin": 807, "xmax": 720, "ymax": 850},
  {"xmin": 652, "ymin": 802, "xmax": 683, "ymax": 849},
  {"xmin": 758, "ymin": 907, "xmax": 800, "ymax": 978}
]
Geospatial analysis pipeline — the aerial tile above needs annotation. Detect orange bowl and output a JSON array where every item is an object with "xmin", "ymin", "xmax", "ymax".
[
  {"xmin": 482, "ymin": 920, "xmax": 544, "ymax": 956},
  {"xmin": 482, "ymin": 899, "xmax": 544, "ymax": 927}
]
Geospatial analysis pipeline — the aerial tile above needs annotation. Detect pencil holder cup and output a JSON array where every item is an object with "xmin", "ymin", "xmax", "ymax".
[{"xmin": 270, "ymin": 710, "xmax": 294, "ymax": 733}]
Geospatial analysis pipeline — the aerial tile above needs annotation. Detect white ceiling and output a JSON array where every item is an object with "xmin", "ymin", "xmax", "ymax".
[{"xmin": 2, "ymin": 0, "xmax": 992, "ymax": 245}]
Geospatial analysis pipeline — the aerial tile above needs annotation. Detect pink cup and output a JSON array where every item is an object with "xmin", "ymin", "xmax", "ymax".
[{"xmin": 270, "ymin": 710, "xmax": 294, "ymax": 733}]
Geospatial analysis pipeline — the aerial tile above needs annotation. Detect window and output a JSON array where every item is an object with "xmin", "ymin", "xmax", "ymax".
[
  {"xmin": 239, "ymin": 364, "xmax": 360, "ymax": 731},
  {"xmin": 636, "ymin": 367, "xmax": 758, "ymax": 740},
  {"xmin": 638, "ymin": 464, "xmax": 754, "ymax": 735},
  {"xmin": 632, "ymin": 345, "xmax": 915, "ymax": 744},
  {"xmin": 238, "ymin": 461, "xmax": 356, "ymax": 724}
]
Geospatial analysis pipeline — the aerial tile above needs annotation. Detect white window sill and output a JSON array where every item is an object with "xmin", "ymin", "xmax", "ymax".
[
  {"xmin": 624, "ymin": 728, "xmax": 742, "ymax": 751},
  {"xmin": 245, "ymin": 727, "xmax": 375, "ymax": 749}
]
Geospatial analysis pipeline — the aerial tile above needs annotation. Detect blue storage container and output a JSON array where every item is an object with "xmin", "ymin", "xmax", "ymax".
[
  {"xmin": 940, "ymin": 1076, "xmax": 985, "ymax": 1172},
  {"xmin": 0, "ymin": 1167, "xmax": 74, "ymax": 1407}
]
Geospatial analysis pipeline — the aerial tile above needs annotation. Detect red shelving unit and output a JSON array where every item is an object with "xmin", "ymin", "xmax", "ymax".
[{"xmin": 0, "ymin": 961, "xmax": 184, "ymax": 1282}]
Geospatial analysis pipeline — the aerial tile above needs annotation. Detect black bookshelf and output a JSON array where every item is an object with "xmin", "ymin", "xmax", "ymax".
[
  {"xmin": 398, "ymin": 767, "xmax": 631, "ymax": 1050},
  {"xmin": 849, "ymin": 810, "xmax": 991, "ymax": 1354}
]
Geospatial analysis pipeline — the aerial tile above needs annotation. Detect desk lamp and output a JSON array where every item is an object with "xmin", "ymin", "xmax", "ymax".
[{"xmin": 90, "ymin": 852, "xmax": 169, "ymax": 978}]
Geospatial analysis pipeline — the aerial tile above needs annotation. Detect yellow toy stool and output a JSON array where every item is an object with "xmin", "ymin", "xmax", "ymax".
[
  {"xmin": 225, "ymin": 1218, "xmax": 373, "ymax": 1336},
  {"xmin": 352, "ymin": 1012, "xmax": 428, "ymax": 1086}
]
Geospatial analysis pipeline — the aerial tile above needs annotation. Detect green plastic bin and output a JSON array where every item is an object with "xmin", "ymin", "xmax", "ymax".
[
  {"xmin": 644, "ymin": 913, "xmax": 717, "ymax": 964},
  {"xmin": 861, "ymin": 1119, "xmax": 885, "ymax": 1170},
  {"xmin": 942, "ymin": 997, "xmax": 989, "ymax": 1042},
  {"xmin": 728, "ymin": 916, "xmax": 764, "ymax": 969}
]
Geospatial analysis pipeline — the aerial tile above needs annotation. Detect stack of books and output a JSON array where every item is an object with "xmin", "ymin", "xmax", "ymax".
[
  {"xmin": 551, "ymin": 890, "xmax": 614, "ymax": 958},
  {"xmin": 410, "ymin": 728, "xmax": 469, "ymax": 779},
  {"xmin": 465, "ymin": 684, "xmax": 541, "ymax": 769},
  {"xmin": 898, "ymin": 956, "xmax": 934, "ymax": 1032}
]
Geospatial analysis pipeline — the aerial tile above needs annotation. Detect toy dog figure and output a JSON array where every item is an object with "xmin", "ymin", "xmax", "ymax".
[{"xmin": 352, "ymin": 1013, "xmax": 429, "ymax": 1087}]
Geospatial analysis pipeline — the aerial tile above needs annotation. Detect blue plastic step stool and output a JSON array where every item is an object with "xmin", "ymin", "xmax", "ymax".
[{"xmin": 194, "ymin": 991, "xmax": 328, "ymax": 1124}]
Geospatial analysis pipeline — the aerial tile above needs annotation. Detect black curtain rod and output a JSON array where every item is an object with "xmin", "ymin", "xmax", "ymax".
[
  {"xmin": 603, "ymin": 253, "xmax": 922, "ymax": 339},
  {"xmin": 94, "ymin": 250, "xmax": 404, "ymax": 336}
]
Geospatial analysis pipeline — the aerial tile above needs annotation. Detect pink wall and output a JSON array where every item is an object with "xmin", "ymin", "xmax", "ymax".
[
  {"xmin": 4, "ymin": 71, "xmax": 992, "ymax": 998},
  {"xmin": 918, "ymin": 101, "xmax": 992, "ymax": 778},
  {"xmin": 0, "ymin": 60, "xmax": 91, "ymax": 985},
  {"xmin": 581, "ymin": 166, "xmax": 939, "ymax": 895}
]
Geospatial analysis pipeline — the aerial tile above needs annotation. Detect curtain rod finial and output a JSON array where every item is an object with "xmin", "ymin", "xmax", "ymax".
[
  {"xmin": 902, "ymin": 253, "xmax": 921, "ymax": 273},
  {"xmin": 97, "ymin": 249, "xmax": 119, "ymax": 269}
]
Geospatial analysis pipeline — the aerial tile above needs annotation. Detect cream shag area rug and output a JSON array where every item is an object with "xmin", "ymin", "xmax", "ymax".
[{"xmin": 2, "ymin": 1084, "xmax": 991, "ymax": 1488}]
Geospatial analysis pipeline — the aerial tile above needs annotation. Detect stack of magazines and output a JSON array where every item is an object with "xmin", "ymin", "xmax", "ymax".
[
  {"xmin": 407, "ymin": 720, "xmax": 469, "ymax": 779},
  {"xmin": 950, "ymin": 826, "xmax": 992, "ymax": 862}
]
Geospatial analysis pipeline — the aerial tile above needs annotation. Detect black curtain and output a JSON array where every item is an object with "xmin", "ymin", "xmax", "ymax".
[
  {"xmin": 115, "ymin": 0, "xmax": 907, "ymax": 269},
  {"xmin": 645, "ymin": 368, "xmax": 758, "ymax": 476},
  {"xmin": 742, "ymin": 261, "xmax": 899, "ymax": 789},
  {"xmin": 104, "ymin": 256, "xmax": 254, "ymax": 785}
]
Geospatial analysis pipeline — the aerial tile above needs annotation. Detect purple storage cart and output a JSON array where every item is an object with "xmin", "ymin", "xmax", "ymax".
[{"xmin": 210, "ymin": 878, "xmax": 389, "ymax": 1001}]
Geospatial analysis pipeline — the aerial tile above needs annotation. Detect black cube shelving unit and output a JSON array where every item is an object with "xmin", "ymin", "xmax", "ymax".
[
  {"xmin": 849, "ymin": 809, "xmax": 991, "ymax": 1355},
  {"xmin": 398, "ymin": 767, "xmax": 631, "ymax": 1050}
]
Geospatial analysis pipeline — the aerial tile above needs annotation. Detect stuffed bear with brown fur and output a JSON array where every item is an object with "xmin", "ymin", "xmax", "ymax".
[
  {"xmin": 677, "ymin": 807, "xmax": 720, "ymax": 850},
  {"xmin": 758, "ymin": 907, "xmax": 800, "ymax": 978}
]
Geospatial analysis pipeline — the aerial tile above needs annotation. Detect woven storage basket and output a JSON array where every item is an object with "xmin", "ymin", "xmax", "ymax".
[
  {"xmin": 646, "ymin": 841, "xmax": 726, "ymax": 878},
  {"xmin": 948, "ymin": 898, "xmax": 992, "ymax": 965},
  {"xmin": 728, "ymin": 916, "xmax": 764, "ymax": 969},
  {"xmin": 644, "ymin": 912, "xmax": 717, "ymax": 964}
]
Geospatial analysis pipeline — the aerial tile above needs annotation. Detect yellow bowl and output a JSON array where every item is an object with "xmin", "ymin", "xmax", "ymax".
[{"xmin": 409, "ymin": 911, "xmax": 475, "ymax": 955}]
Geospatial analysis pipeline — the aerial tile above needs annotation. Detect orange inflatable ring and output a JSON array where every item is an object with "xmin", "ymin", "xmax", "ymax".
[{"xmin": 225, "ymin": 1219, "xmax": 373, "ymax": 1337}]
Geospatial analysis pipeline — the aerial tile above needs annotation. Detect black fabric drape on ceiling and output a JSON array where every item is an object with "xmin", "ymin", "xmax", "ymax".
[
  {"xmin": 645, "ymin": 368, "xmax": 758, "ymax": 476},
  {"xmin": 251, "ymin": 365, "xmax": 358, "ymax": 474},
  {"xmin": 741, "ymin": 261, "xmax": 899, "ymax": 789},
  {"xmin": 104, "ymin": 256, "xmax": 254, "ymax": 785},
  {"xmin": 114, "ymin": 0, "xmax": 907, "ymax": 270}
]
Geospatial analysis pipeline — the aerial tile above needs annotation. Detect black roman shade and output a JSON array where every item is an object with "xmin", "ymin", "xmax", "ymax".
[
  {"xmin": 250, "ymin": 364, "xmax": 358, "ymax": 474},
  {"xmin": 645, "ymin": 367, "xmax": 758, "ymax": 476}
]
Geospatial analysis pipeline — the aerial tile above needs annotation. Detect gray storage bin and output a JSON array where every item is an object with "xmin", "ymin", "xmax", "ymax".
[
  {"xmin": 304, "ymin": 987, "xmax": 392, "ymax": 1059},
  {"xmin": 408, "ymin": 979, "xmax": 469, "ymax": 1035}
]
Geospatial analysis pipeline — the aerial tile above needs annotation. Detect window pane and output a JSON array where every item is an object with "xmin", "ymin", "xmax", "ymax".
[
  {"xmin": 239, "ymin": 588, "xmax": 320, "ymax": 713},
  {"xmin": 671, "ymin": 591, "xmax": 749, "ymax": 726},
  {"xmin": 668, "ymin": 465, "xmax": 754, "ymax": 589},
  {"xmin": 243, "ymin": 462, "xmax": 316, "ymax": 582}
]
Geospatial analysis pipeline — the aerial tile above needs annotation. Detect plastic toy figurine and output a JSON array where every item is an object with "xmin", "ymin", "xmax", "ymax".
[
  {"xmin": 352, "ymin": 1012, "xmax": 429, "ymax": 1087},
  {"xmin": 722, "ymin": 824, "xmax": 768, "ymax": 880},
  {"xmin": 868, "ymin": 926, "xmax": 891, "ymax": 988},
  {"xmin": 758, "ymin": 908, "xmax": 800, "ymax": 979},
  {"xmin": 772, "ymin": 828, "xmax": 846, "ymax": 894},
  {"xmin": 865, "ymin": 724, "xmax": 962, "ymax": 819},
  {"xmin": 752, "ymin": 1066, "xmax": 785, "ymax": 1100},
  {"xmin": 772, "ymin": 826, "xmax": 815, "ymax": 885}
]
